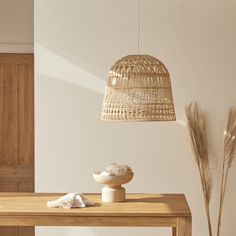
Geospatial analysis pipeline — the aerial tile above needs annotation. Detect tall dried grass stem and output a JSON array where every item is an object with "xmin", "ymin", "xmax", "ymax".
[
  {"xmin": 185, "ymin": 102, "xmax": 213, "ymax": 236},
  {"xmin": 217, "ymin": 107, "xmax": 236, "ymax": 236}
]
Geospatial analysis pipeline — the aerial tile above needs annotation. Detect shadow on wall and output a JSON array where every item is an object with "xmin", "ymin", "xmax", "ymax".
[
  {"xmin": 36, "ymin": 227, "xmax": 171, "ymax": 236},
  {"xmin": 35, "ymin": 43, "xmax": 105, "ymax": 94}
]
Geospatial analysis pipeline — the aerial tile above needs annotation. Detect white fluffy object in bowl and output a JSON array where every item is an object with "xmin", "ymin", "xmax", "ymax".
[{"xmin": 100, "ymin": 163, "xmax": 133, "ymax": 176}]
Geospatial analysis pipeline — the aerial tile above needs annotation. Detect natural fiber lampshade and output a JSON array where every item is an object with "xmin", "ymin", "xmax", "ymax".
[{"xmin": 101, "ymin": 54, "xmax": 176, "ymax": 121}]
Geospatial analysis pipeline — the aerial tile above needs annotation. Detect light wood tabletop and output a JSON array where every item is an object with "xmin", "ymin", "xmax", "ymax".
[{"xmin": 0, "ymin": 193, "xmax": 191, "ymax": 236}]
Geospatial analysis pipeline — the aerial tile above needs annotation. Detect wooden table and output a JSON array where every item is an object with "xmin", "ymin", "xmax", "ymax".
[{"xmin": 0, "ymin": 193, "xmax": 191, "ymax": 236}]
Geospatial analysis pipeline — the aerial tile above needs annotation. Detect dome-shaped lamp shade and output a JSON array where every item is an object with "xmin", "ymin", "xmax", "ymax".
[{"xmin": 101, "ymin": 55, "xmax": 176, "ymax": 121}]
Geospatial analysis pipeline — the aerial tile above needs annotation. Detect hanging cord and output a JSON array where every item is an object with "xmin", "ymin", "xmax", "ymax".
[{"xmin": 137, "ymin": 0, "xmax": 140, "ymax": 54}]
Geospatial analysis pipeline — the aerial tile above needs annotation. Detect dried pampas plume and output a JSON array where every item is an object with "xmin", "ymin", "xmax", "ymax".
[
  {"xmin": 185, "ymin": 103, "xmax": 236, "ymax": 236},
  {"xmin": 185, "ymin": 103, "xmax": 213, "ymax": 236},
  {"xmin": 217, "ymin": 107, "xmax": 236, "ymax": 236}
]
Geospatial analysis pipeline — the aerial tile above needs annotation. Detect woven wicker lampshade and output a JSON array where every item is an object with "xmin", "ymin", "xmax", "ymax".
[{"xmin": 101, "ymin": 54, "xmax": 176, "ymax": 121}]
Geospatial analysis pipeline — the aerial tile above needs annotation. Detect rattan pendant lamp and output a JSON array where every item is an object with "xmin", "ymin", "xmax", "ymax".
[{"xmin": 101, "ymin": 0, "xmax": 176, "ymax": 121}]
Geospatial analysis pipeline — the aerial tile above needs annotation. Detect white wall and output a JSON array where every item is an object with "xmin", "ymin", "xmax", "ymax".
[
  {"xmin": 35, "ymin": 0, "xmax": 236, "ymax": 235},
  {"xmin": 0, "ymin": 0, "xmax": 33, "ymax": 52}
]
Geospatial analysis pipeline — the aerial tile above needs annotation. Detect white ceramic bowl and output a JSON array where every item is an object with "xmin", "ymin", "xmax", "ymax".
[
  {"xmin": 93, "ymin": 172, "xmax": 133, "ymax": 187},
  {"xmin": 92, "ymin": 172, "xmax": 134, "ymax": 202}
]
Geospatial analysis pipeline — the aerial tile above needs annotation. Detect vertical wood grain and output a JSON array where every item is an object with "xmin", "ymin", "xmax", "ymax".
[
  {"xmin": 0, "ymin": 53, "xmax": 34, "ymax": 236},
  {"xmin": 172, "ymin": 227, "xmax": 177, "ymax": 236},
  {"xmin": 176, "ymin": 217, "xmax": 192, "ymax": 236},
  {"xmin": 18, "ymin": 64, "xmax": 34, "ymax": 165}
]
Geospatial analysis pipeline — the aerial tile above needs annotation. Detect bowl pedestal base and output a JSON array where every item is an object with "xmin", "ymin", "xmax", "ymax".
[{"xmin": 102, "ymin": 186, "xmax": 125, "ymax": 203}]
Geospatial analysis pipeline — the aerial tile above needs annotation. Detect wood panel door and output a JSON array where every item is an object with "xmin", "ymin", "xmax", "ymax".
[{"xmin": 0, "ymin": 53, "xmax": 34, "ymax": 236}]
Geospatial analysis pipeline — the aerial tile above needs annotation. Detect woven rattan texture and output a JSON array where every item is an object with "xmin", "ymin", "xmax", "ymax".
[{"xmin": 101, "ymin": 55, "xmax": 176, "ymax": 121}]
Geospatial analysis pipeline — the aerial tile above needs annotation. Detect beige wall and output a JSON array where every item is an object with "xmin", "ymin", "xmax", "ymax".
[
  {"xmin": 0, "ymin": 0, "xmax": 33, "ymax": 52},
  {"xmin": 35, "ymin": 0, "xmax": 236, "ymax": 235}
]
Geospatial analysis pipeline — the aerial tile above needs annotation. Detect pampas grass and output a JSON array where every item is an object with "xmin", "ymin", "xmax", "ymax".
[
  {"xmin": 185, "ymin": 103, "xmax": 213, "ymax": 236},
  {"xmin": 185, "ymin": 103, "xmax": 236, "ymax": 236},
  {"xmin": 217, "ymin": 107, "xmax": 236, "ymax": 236}
]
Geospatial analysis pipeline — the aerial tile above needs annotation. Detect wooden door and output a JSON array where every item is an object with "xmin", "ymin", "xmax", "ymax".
[{"xmin": 0, "ymin": 53, "xmax": 34, "ymax": 236}]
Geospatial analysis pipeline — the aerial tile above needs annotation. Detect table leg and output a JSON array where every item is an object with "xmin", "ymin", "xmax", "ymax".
[
  {"xmin": 176, "ymin": 217, "xmax": 191, "ymax": 236},
  {"xmin": 172, "ymin": 227, "xmax": 176, "ymax": 236}
]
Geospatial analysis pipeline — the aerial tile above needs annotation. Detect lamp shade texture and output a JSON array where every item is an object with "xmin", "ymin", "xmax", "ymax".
[{"xmin": 101, "ymin": 54, "xmax": 176, "ymax": 121}]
